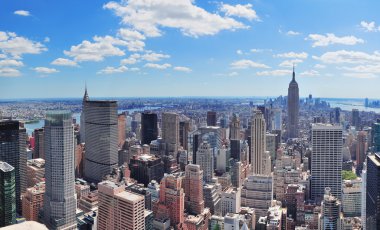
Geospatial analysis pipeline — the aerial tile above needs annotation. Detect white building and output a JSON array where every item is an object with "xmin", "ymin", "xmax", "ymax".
[
  {"xmin": 342, "ymin": 178, "xmax": 362, "ymax": 217},
  {"xmin": 250, "ymin": 110, "xmax": 267, "ymax": 175},
  {"xmin": 224, "ymin": 213, "xmax": 240, "ymax": 230},
  {"xmin": 196, "ymin": 141, "xmax": 214, "ymax": 183},
  {"xmin": 221, "ymin": 188, "xmax": 241, "ymax": 216}
]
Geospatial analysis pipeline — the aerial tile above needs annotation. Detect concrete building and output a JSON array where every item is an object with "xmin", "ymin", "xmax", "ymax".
[
  {"xmin": 351, "ymin": 109, "xmax": 360, "ymax": 129},
  {"xmin": 26, "ymin": 158, "xmax": 45, "ymax": 187},
  {"xmin": 216, "ymin": 145, "xmax": 227, "ymax": 173},
  {"xmin": 342, "ymin": 179, "xmax": 362, "ymax": 217},
  {"xmin": 207, "ymin": 111, "xmax": 217, "ymax": 126},
  {"xmin": 196, "ymin": 141, "xmax": 214, "ymax": 183},
  {"xmin": 0, "ymin": 120, "xmax": 27, "ymax": 214},
  {"xmin": 84, "ymin": 100, "xmax": 118, "ymax": 183},
  {"xmin": 311, "ymin": 123, "xmax": 343, "ymax": 203},
  {"xmin": 220, "ymin": 187, "xmax": 241, "ymax": 216},
  {"xmin": 118, "ymin": 113, "xmax": 126, "ymax": 147},
  {"xmin": 129, "ymin": 153, "xmax": 164, "ymax": 186},
  {"xmin": 183, "ymin": 164, "xmax": 205, "ymax": 215},
  {"xmin": 22, "ymin": 182, "xmax": 45, "ymax": 221},
  {"xmin": 224, "ymin": 213, "xmax": 240, "ymax": 230},
  {"xmin": 204, "ymin": 181, "xmax": 222, "ymax": 215},
  {"xmin": 319, "ymin": 188, "xmax": 341, "ymax": 230},
  {"xmin": 43, "ymin": 111, "xmax": 77, "ymax": 230},
  {"xmin": 287, "ymin": 67, "xmax": 299, "ymax": 139},
  {"xmin": 179, "ymin": 120, "xmax": 190, "ymax": 150},
  {"xmin": 230, "ymin": 113, "xmax": 241, "ymax": 140},
  {"xmin": 161, "ymin": 112, "xmax": 180, "ymax": 156},
  {"xmin": 98, "ymin": 181, "xmax": 145, "ymax": 230},
  {"xmin": 356, "ymin": 131, "xmax": 367, "ymax": 175},
  {"xmin": 33, "ymin": 128, "xmax": 45, "ymax": 159},
  {"xmin": 241, "ymin": 174, "xmax": 273, "ymax": 218},
  {"xmin": 250, "ymin": 110, "xmax": 270, "ymax": 175},
  {"xmin": 0, "ymin": 161, "xmax": 16, "ymax": 227}
]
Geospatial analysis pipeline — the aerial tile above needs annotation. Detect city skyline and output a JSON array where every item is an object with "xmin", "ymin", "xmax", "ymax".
[{"xmin": 1, "ymin": 0, "xmax": 380, "ymax": 99}]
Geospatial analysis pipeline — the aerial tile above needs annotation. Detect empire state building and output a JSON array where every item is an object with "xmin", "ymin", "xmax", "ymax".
[{"xmin": 287, "ymin": 67, "xmax": 299, "ymax": 138}]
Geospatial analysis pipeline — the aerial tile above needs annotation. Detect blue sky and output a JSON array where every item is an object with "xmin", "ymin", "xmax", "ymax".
[{"xmin": 1, "ymin": 0, "xmax": 380, "ymax": 99}]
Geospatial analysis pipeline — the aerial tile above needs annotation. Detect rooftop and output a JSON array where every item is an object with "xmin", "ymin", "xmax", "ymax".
[{"xmin": 0, "ymin": 161, "xmax": 14, "ymax": 172}]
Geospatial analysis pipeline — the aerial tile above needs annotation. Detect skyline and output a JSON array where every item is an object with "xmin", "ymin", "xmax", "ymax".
[{"xmin": 1, "ymin": 0, "xmax": 380, "ymax": 99}]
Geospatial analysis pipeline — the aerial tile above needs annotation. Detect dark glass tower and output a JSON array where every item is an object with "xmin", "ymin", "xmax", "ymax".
[
  {"xmin": 366, "ymin": 153, "xmax": 380, "ymax": 229},
  {"xmin": 141, "ymin": 112, "xmax": 158, "ymax": 145},
  {"xmin": 287, "ymin": 67, "xmax": 299, "ymax": 138},
  {"xmin": 0, "ymin": 161, "xmax": 16, "ymax": 227}
]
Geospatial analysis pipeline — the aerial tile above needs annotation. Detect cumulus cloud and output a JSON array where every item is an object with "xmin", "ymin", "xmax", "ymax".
[
  {"xmin": 51, "ymin": 58, "xmax": 78, "ymax": 67},
  {"xmin": 339, "ymin": 64, "xmax": 380, "ymax": 73},
  {"xmin": 144, "ymin": 63, "xmax": 171, "ymax": 69},
  {"xmin": 120, "ymin": 53, "xmax": 140, "ymax": 65},
  {"xmin": 118, "ymin": 28, "xmax": 146, "ymax": 41},
  {"xmin": 0, "ymin": 59, "xmax": 24, "ymax": 67},
  {"xmin": 230, "ymin": 59, "xmax": 269, "ymax": 69},
  {"xmin": 314, "ymin": 64, "xmax": 326, "ymax": 69},
  {"xmin": 14, "ymin": 10, "xmax": 30, "ymax": 17},
  {"xmin": 313, "ymin": 50, "xmax": 380, "ymax": 64},
  {"xmin": 300, "ymin": 70, "xmax": 320, "ymax": 76},
  {"xmin": 97, "ymin": 66, "xmax": 128, "ymax": 74},
  {"xmin": 173, "ymin": 66, "xmax": 192, "ymax": 72},
  {"xmin": 104, "ymin": 0, "xmax": 247, "ymax": 37},
  {"xmin": 0, "ymin": 68, "xmax": 21, "ymax": 77},
  {"xmin": 141, "ymin": 51, "xmax": 170, "ymax": 62},
  {"xmin": 360, "ymin": 21, "xmax": 380, "ymax": 32},
  {"xmin": 33, "ymin": 67, "xmax": 59, "ymax": 74},
  {"xmin": 343, "ymin": 73, "xmax": 377, "ymax": 79},
  {"xmin": 286, "ymin": 30, "xmax": 300, "ymax": 36},
  {"xmin": 279, "ymin": 59, "xmax": 303, "ymax": 68},
  {"xmin": 220, "ymin": 4, "xmax": 259, "ymax": 21},
  {"xmin": 306, "ymin": 33, "xmax": 364, "ymax": 47},
  {"xmin": 256, "ymin": 69, "xmax": 292, "ymax": 76},
  {"xmin": 274, "ymin": 52, "xmax": 308, "ymax": 59},
  {"xmin": 0, "ymin": 31, "xmax": 47, "ymax": 59}
]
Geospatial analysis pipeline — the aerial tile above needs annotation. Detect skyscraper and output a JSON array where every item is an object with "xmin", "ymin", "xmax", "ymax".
[
  {"xmin": 183, "ymin": 164, "xmax": 205, "ymax": 215},
  {"xmin": 320, "ymin": 187, "xmax": 341, "ymax": 230},
  {"xmin": 179, "ymin": 120, "xmax": 190, "ymax": 150},
  {"xmin": 229, "ymin": 113, "xmax": 240, "ymax": 140},
  {"xmin": 43, "ymin": 111, "xmax": 77, "ymax": 229},
  {"xmin": 196, "ymin": 141, "xmax": 214, "ymax": 183},
  {"xmin": 207, "ymin": 111, "xmax": 217, "ymax": 126},
  {"xmin": 356, "ymin": 131, "xmax": 367, "ymax": 175},
  {"xmin": 0, "ymin": 161, "xmax": 16, "ymax": 227},
  {"xmin": 98, "ymin": 181, "xmax": 145, "ymax": 230},
  {"xmin": 311, "ymin": 123, "xmax": 343, "ymax": 203},
  {"xmin": 161, "ymin": 112, "xmax": 179, "ymax": 155},
  {"xmin": 0, "ymin": 120, "xmax": 27, "ymax": 214},
  {"xmin": 250, "ymin": 110, "xmax": 267, "ymax": 175},
  {"xmin": 366, "ymin": 153, "xmax": 380, "ymax": 229},
  {"xmin": 33, "ymin": 128, "xmax": 44, "ymax": 159},
  {"xmin": 372, "ymin": 121, "xmax": 380, "ymax": 152},
  {"xmin": 352, "ymin": 109, "xmax": 361, "ymax": 129},
  {"xmin": 84, "ymin": 100, "xmax": 118, "ymax": 183},
  {"xmin": 80, "ymin": 85, "xmax": 89, "ymax": 143},
  {"xmin": 141, "ymin": 112, "xmax": 158, "ymax": 145},
  {"xmin": 287, "ymin": 67, "xmax": 299, "ymax": 138}
]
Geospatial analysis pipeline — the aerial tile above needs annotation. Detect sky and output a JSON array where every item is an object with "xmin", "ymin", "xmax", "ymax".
[{"xmin": 1, "ymin": 0, "xmax": 380, "ymax": 99}]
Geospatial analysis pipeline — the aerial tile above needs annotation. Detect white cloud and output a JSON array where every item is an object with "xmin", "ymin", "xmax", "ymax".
[
  {"xmin": 279, "ymin": 59, "xmax": 303, "ymax": 68},
  {"xmin": 313, "ymin": 50, "xmax": 380, "ymax": 64},
  {"xmin": 275, "ymin": 52, "xmax": 308, "ymax": 59},
  {"xmin": 120, "ymin": 54, "xmax": 140, "ymax": 65},
  {"xmin": 0, "ymin": 31, "xmax": 47, "ymax": 59},
  {"xmin": 286, "ymin": 30, "xmax": 300, "ymax": 36},
  {"xmin": 339, "ymin": 64, "xmax": 380, "ymax": 74},
  {"xmin": 0, "ymin": 54, "xmax": 6, "ymax": 59},
  {"xmin": 64, "ymin": 35, "xmax": 127, "ymax": 62},
  {"xmin": 236, "ymin": 50, "xmax": 243, "ymax": 55},
  {"xmin": 51, "ymin": 58, "xmax": 78, "ymax": 67},
  {"xmin": 0, "ymin": 68, "xmax": 21, "ymax": 77},
  {"xmin": 230, "ymin": 59, "xmax": 269, "ymax": 69},
  {"xmin": 360, "ymin": 21, "xmax": 380, "ymax": 32},
  {"xmin": 141, "ymin": 51, "xmax": 170, "ymax": 62},
  {"xmin": 220, "ymin": 4, "xmax": 259, "ymax": 21},
  {"xmin": 44, "ymin": 37, "xmax": 50, "ymax": 43},
  {"xmin": 300, "ymin": 70, "xmax": 320, "ymax": 76},
  {"xmin": 118, "ymin": 28, "xmax": 146, "ymax": 41},
  {"xmin": 0, "ymin": 59, "xmax": 23, "ymax": 67},
  {"xmin": 97, "ymin": 66, "xmax": 128, "ymax": 74},
  {"xmin": 256, "ymin": 69, "xmax": 292, "ymax": 76},
  {"xmin": 250, "ymin": 49, "xmax": 263, "ymax": 53},
  {"xmin": 104, "ymin": 0, "xmax": 247, "ymax": 38},
  {"xmin": 343, "ymin": 73, "xmax": 377, "ymax": 79},
  {"xmin": 173, "ymin": 66, "xmax": 192, "ymax": 72},
  {"xmin": 314, "ymin": 64, "xmax": 326, "ymax": 69},
  {"xmin": 144, "ymin": 63, "xmax": 171, "ymax": 69},
  {"xmin": 33, "ymin": 67, "xmax": 59, "ymax": 74},
  {"xmin": 306, "ymin": 33, "xmax": 364, "ymax": 47},
  {"xmin": 14, "ymin": 10, "xmax": 30, "ymax": 17}
]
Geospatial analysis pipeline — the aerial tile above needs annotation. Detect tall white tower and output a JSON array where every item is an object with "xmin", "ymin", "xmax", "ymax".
[
  {"xmin": 43, "ymin": 111, "xmax": 77, "ymax": 230},
  {"xmin": 250, "ymin": 110, "xmax": 267, "ymax": 175}
]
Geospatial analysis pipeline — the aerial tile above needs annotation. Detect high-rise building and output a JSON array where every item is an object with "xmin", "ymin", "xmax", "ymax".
[
  {"xmin": 22, "ymin": 182, "xmax": 45, "ymax": 221},
  {"xmin": 179, "ymin": 120, "xmax": 190, "ymax": 150},
  {"xmin": 80, "ymin": 85, "xmax": 89, "ymax": 143},
  {"xmin": 0, "ymin": 120, "xmax": 27, "ymax": 214},
  {"xmin": 250, "ymin": 110, "xmax": 267, "ymax": 175},
  {"xmin": 118, "ymin": 113, "xmax": 126, "ymax": 147},
  {"xmin": 161, "ymin": 112, "xmax": 179, "ymax": 155},
  {"xmin": 33, "ymin": 128, "xmax": 44, "ymax": 159},
  {"xmin": 342, "ymin": 179, "xmax": 361, "ymax": 217},
  {"xmin": 141, "ymin": 112, "xmax": 158, "ymax": 145},
  {"xmin": 153, "ymin": 173, "xmax": 185, "ymax": 228},
  {"xmin": 352, "ymin": 109, "xmax": 361, "ymax": 129},
  {"xmin": 129, "ymin": 153, "xmax": 164, "ymax": 186},
  {"xmin": 372, "ymin": 121, "xmax": 380, "ymax": 152},
  {"xmin": 366, "ymin": 153, "xmax": 380, "ymax": 229},
  {"xmin": 319, "ymin": 187, "xmax": 341, "ymax": 230},
  {"xmin": 196, "ymin": 141, "xmax": 214, "ymax": 183},
  {"xmin": 311, "ymin": 124, "xmax": 343, "ymax": 203},
  {"xmin": 272, "ymin": 108, "xmax": 282, "ymax": 131},
  {"xmin": 207, "ymin": 111, "xmax": 217, "ymax": 126},
  {"xmin": 220, "ymin": 187, "xmax": 241, "ymax": 216},
  {"xmin": 229, "ymin": 113, "xmax": 240, "ymax": 140},
  {"xmin": 183, "ymin": 164, "xmax": 205, "ymax": 215},
  {"xmin": 0, "ymin": 161, "xmax": 16, "ymax": 227},
  {"xmin": 356, "ymin": 131, "xmax": 367, "ymax": 175},
  {"xmin": 43, "ymin": 111, "xmax": 77, "ymax": 230},
  {"xmin": 287, "ymin": 67, "xmax": 299, "ymax": 138},
  {"xmin": 26, "ymin": 158, "xmax": 45, "ymax": 187},
  {"xmin": 84, "ymin": 100, "xmax": 118, "ymax": 183},
  {"xmin": 98, "ymin": 181, "xmax": 145, "ymax": 230}
]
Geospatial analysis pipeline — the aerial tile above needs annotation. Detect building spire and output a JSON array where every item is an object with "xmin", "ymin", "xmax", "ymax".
[
  {"xmin": 292, "ymin": 64, "xmax": 296, "ymax": 82},
  {"xmin": 83, "ymin": 82, "xmax": 89, "ymax": 102}
]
